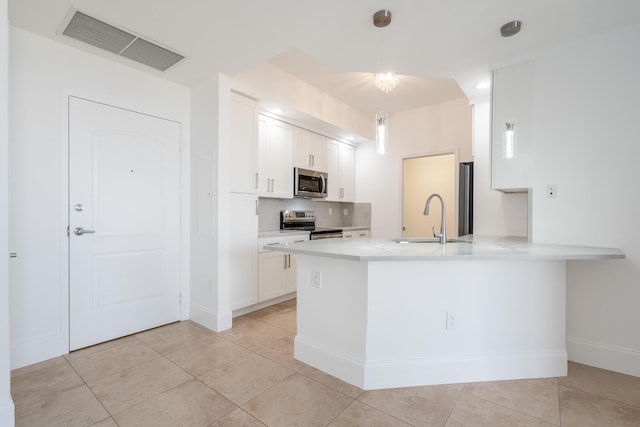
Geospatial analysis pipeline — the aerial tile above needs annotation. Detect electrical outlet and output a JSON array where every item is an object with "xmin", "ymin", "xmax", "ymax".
[
  {"xmin": 328, "ymin": 208, "xmax": 332, "ymax": 215},
  {"xmin": 343, "ymin": 208, "xmax": 348, "ymax": 216},
  {"xmin": 546, "ymin": 184, "xmax": 557, "ymax": 198},
  {"xmin": 446, "ymin": 312, "xmax": 457, "ymax": 330},
  {"xmin": 311, "ymin": 271, "xmax": 322, "ymax": 288}
]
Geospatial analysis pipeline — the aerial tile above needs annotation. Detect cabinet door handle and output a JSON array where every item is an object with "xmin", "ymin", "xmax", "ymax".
[
  {"xmin": 255, "ymin": 173, "xmax": 259, "ymax": 189},
  {"xmin": 270, "ymin": 178, "xmax": 274, "ymax": 192},
  {"xmin": 287, "ymin": 254, "xmax": 291, "ymax": 268},
  {"xmin": 255, "ymin": 199, "xmax": 259, "ymax": 215},
  {"xmin": 311, "ymin": 154, "xmax": 315, "ymax": 167},
  {"xmin": 308, "ymin": 154, "xmax": 312, "ymax": 167}
]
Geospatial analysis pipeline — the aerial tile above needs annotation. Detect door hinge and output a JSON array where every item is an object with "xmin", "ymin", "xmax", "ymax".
[{"xmin": 67, "ymin": 225, "xmax": 70, "ymax": 237}]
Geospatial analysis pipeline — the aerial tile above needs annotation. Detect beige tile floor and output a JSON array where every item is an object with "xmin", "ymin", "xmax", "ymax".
[{"xmin": 11, "ymin": 299, "xmax": 640, "ymax": 427}]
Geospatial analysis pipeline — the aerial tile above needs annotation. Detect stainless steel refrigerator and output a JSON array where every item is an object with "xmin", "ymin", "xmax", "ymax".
[{"xmin": 458, "ymin": 162, "xmax": 474, "ymax": 236}]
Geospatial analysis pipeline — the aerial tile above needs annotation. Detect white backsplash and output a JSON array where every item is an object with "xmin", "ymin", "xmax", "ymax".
[{"xmin": 258, "ymin": 198, "xmax": 371, "ymax": 231}]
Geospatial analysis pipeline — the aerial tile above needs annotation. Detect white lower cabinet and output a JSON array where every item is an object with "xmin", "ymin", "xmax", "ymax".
[
  {"xmin": 258, "ymin": 234, "xmax": 308, "ymax": 302},
  {"xmin": 258, "ymin": 251, "xmax": 289, "ymax": 301}
]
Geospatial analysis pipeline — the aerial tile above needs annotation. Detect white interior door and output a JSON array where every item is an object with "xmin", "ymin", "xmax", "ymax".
[{"xmin": 69, "ymin": 97, "xmax": 181, "ymax": 351}]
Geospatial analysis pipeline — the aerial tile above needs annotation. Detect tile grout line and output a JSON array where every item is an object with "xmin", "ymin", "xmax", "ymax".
[
  {"xmin": 130, "ymin": 335, "xmax": 243, "ymax": 423},
  {"xmin": 322, "ymin": 399, "xmax": 357, "ymax": 426},
  {"xmin": 148, "ymin": 329, "xmax": 281, "ymax": 424},
  {"xmin": 156, "ymin": 343, "xmax": 243, "ymax": 424},
  {"xmin": 75, "ymin": 335, "xmax": 199, "ymax": 423},
  {"xmin": 558, "ymin": 377, "xmax": 563, "ymax": 427},
  {"xmin": 559, "ymin": 383, "xmax": 640, "ymax": 411},
  {"xmin": 187, "ymin": 340, "xmax": 298, "ymax": 425},
  {"xmin": 351, "ymin": 399, "xmax": 417, "ymax": 427},
  {"xmin": 64, "ymin": 355, "xmax": 116, "ymax": 425},
  {"xmin": 460, "ymin": 380, "xmax": 563, "ymax": 426},
  {"xmin": 442, "ymin": 382, "xmax": 466, "ymax": 426}
]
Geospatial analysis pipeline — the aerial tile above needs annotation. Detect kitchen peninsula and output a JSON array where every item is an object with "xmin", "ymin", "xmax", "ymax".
[{"xmin": 266, "ymin": 236, "xmax": 624, "ymax": 390}]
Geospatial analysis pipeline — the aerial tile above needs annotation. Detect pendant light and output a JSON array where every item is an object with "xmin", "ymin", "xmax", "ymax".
[
  {"xmin": 501, "ymin": 20, "xmax": 521, "ymax": 159},
  {"xmin": 373, "ymin": 9, "xmax": 396, "ymax": 155},
  {"xmin": 376, "ymin": 112, "xmax": 388, "ymax": 155}
]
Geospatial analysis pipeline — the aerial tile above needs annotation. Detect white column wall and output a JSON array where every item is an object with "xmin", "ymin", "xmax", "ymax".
[
  {"xmin": 1, "ymin": 0, "xmax": 15, "ymax": 424},
  {"xmin": 531, "ymin": 24, "xmax": 640, "ymax": 376},
  {"xmin": 189, "ymin": 74, "xmax": 233, "ymax": 332},
  {"xmin": 9, "ymin": 28, "xmax": 190, "ymax": 369}
]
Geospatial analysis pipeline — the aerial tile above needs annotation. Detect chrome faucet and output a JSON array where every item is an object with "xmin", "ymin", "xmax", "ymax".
[{"xmin": 424, "ymin": 193, "xmax": 447, "ymax": 244}]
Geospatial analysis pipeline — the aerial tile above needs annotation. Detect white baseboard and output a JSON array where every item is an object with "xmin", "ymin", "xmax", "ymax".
[
  {"xmin": 0, "ymin": 399, "xmax": 15, "ymax": 427},
  {"xmin": 189, "ymin": 303, "xmax": 232, "ymax": 333},
  {"xmin": 567, "ymin": 337, "xmax": 640, "ymax": 377},
  {"xmin": 295, "ymin": 337, "xmax": 567, "ymax": 390},
  {"xmin": 10, "ymin": 335, "xmax": 68, "ymax": 370},
  {"xmin": 232, "ymin": 293, "xmax": 296, "ymax": 318}
]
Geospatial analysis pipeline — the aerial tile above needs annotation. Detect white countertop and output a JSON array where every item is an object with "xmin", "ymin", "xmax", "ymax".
[
  {"xmin": 258, "ymin": 230, "xmax": 310, "ymax": 238},
  {"xmin": 264, "ymin": 235, "xmax": 625, "ymax": 261},
  {"xmin": 340, "ymin": 226, "xmax": 370, "ymax": 232}
]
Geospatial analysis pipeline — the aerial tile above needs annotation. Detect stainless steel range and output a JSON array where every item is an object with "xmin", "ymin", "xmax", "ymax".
[{"xmin": 280, "ymin": 210, "xmax": 343, "ymax": 240}]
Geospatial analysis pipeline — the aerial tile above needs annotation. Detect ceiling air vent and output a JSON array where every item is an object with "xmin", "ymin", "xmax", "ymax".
[{"xmin": 61, "ymin": 10, "xmax": 184, "ymax": 71}]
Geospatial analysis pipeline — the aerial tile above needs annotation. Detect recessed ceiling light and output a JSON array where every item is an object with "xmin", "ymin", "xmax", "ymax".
[{"xmin": 474, "ymin": 81, "xmax": 490, "ymax": 90}]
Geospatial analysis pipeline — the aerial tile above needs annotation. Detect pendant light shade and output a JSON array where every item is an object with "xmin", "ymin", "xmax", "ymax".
[
  {"xmin": 376, "ymin": 112, "xmax": 388, "ymax": 155},
  {"xmin": 504, "ymin": 122, "xmax": 515, "ymax": 158}
]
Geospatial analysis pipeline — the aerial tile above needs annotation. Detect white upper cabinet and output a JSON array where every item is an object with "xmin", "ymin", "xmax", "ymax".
[
  {"xmin": 293, "ymin": 127, "xmax": 326, "ymax": 172},
  {"xmin": 491, "ymin": 59, "xmax": 535, "ymax": 192},
  {"xmin": 230, "ymin": 93, "xmax": 258, "ymax": 194},
  {"xmin": 325, "ymin": 139, "xmax": 355, "ymax": 202},
  {"xmin": 258, "ymin": 114, "xmax": 293, "ymax": 198}
]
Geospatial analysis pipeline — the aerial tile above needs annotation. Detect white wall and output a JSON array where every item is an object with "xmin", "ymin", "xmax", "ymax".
[
  {"xmin": 9, "ymin": 28, "xmax": 190, "ymax": 369},
  {"xmin": 356, "ymin": 98, "xmax": 472, "ymax": 237},
  {"xmin": 1, "ymin": 1, "xmax": 15, "ymax": 425},
  {"xmin": 472, "ymin": 102, "xmax": 529, "ymax": 237},
  {"xmin": 531, "ymin": 24, "xmax": 640, "ymax": 376},
  {"xmin": 189, "ymin": 74, "xmax": 233, "ymax": 332}
]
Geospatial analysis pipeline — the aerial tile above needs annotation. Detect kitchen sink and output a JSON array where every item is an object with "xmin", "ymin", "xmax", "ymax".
[{"xmin": 390, "ymin": 238, "xmax": 473, "ymax": 244}]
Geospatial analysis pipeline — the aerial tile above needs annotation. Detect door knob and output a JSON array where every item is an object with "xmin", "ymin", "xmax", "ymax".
[{"xmin": 74, "ymin": 227, "xmax": 95, "ymax": 236}]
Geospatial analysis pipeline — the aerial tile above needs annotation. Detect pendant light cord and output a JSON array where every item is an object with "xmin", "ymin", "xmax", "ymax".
[{"xmin": 379, "ymin": 28, "xmax": 385, "ymax": 112}]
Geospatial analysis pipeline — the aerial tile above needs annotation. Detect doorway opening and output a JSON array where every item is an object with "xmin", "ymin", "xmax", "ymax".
[{"xmin": 402, "ymin": 153, "xmax": 457, "ymax": 238}]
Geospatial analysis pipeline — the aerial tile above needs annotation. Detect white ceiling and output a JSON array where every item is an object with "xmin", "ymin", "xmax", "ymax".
[{"xmin": 9, "ymin": 0, "xmax": 640, "ymax": 115}]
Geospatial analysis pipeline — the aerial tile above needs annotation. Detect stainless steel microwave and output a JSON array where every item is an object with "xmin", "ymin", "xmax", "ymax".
[{"xmin": 294, "ymin": 167, "xmax": 328, "ymax": 198}]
